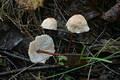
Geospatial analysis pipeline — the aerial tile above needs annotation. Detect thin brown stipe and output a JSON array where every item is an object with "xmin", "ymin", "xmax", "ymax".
[{"xmin": 37, "ymin": 50, "xmax": 86, "ymax": 56}]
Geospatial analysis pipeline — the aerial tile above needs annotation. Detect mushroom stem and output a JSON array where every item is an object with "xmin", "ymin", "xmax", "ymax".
[
  {"xmin": 37, "ymin": 50, "xmax": 85, "ymax": 56},
  {"xmin": 66, "ymin": 33, "xmax": 74, "ymax": 53},
  {"xmin": 48, "ymin": 30, "xmax": 51, "ymax": 36}
]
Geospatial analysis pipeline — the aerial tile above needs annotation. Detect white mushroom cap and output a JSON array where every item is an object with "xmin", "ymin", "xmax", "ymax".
[
  {"xmin": 28, "ymin": 34, "xmax": 55, "ymax": 63},
  {"xmin": 41, "ymin": 18, "xmax": 57, "ymax": 30},
  {"xmin": 66, "ymin": 14, "xmax": 90, "ymax": 33}
]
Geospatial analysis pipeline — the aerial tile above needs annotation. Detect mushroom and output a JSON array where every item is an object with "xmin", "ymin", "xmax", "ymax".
[
  {"xmin": 41, "ymin": 18, "xmax": 57, "ymax": 30},
  {"xmin": 41, "ymin": 18, "xmax": 57, "ymax": 36},
  {"xmin": 66, "ymin": 14, "xmax": 90, "ymax": 52},
  {"xmin": 28, "ymin": 34, "xmax": 55, "ymax": 63}
]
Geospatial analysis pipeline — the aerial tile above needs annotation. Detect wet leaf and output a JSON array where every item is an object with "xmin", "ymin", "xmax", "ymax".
[
  {"xmin": 0, "ymin": 24, "xmax": 23, "ymax": 50},
  {"xmin": 101, "ymin": 3, "xmax": 120, "ymax": 22}
]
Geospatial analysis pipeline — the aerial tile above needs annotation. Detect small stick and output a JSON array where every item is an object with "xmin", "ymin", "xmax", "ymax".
[
  {"xmin": 0, "ymin": 50, "xmax": 31, "ymax": 62},
  {"xmin": 0, "ymin": 65, "xmax": 59, "ymax": 76}
]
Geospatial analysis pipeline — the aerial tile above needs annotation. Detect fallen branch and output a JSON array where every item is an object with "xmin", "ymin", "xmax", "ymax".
[
  {"xmin": 0, "ymin": 50, "xmax": 30, "ymax": 62},
  {"xmin": 0, "ymin": 65, "xmax": 59, "ymax": 76}
]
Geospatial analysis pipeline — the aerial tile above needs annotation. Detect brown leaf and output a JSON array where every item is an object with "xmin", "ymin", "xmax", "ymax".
[{"xmin": 101, "ymin": 2, "xmax": 120, "ymax": 22}]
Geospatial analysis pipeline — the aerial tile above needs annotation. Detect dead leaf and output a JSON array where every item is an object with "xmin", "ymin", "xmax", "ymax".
[{"xmin": 16, "ymin": 0, "xmax": 44, "ymax": 10}]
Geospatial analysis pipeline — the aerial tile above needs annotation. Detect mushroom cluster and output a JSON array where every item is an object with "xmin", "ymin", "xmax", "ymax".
[{"xmin": 28, "ymin": 14, "xmax": 90, "ymax": 63}]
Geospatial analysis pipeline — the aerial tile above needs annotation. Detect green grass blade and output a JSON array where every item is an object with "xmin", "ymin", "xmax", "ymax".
[
  {"xmin": 104, "ymin": 50, "xmax": 120, "ymax": 59},
  {"xmin": 80, "ymin": 57, "xmax": 112, "ymax": 63},
  {"xmin": 46, "ymin": 62, "xmax": 95, "ymax": 79},
  {"xmin": 81, "ymin": 45, "xmax": 86, "ymax": 55}
]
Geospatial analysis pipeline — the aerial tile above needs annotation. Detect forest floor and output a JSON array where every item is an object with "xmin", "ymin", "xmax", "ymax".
[{"xmin": 0, "ymin": 0, "xmax": 120, "ymax": 80}]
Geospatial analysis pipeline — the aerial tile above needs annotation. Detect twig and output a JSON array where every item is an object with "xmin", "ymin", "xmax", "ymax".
[
  {"xmin": 9, "ymin": 63, "xmax": 37, "ymax": 79},
  {"xmin": 0, "ymin": 65, "xmax": 59, "ymax": 76},
  {"xmin": 89, "ymin": 23, "xmax": 108, "ymax": 49},
  {"xmin": 100, "ymin": 62, "xmax": 120, "ymax": 75},
  {"xmin": 87, "ymin": 65, "xmax": 93, "ymax": 80},
  {"xmin": 6, "ymin": 58, "xmax": 17, "ymax": 69},
  {"xmin": 53, "ymin": 0, "xmax": 67, "ymax": 22},
  {"xmin": 21, "ymin": 25, "xmax": 34, "ymax": 40},
  {"xmin": 0, "ymin": 50, "xmax": 31, "ymax": 62}
]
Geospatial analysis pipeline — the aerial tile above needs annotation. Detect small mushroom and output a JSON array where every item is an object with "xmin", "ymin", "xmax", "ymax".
[
  {"xmin": 66, "ymin": 14, "xmax": 90, "ymax": 52},
  {"xmin": 66, "ymin": 14, "xmax": 89, "ymax": 33},
  {"xmin": 41, "ymin": 18, "xmax": 57, "ymax": 30},
  {"xmin": 28, "ymin": 34, "xmax": 55, "ymax": 63}
]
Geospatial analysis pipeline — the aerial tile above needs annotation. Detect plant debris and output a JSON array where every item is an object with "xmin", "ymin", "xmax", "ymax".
[{"xmin": 0, "ymin": 0, "xmax": 120, "ymax": 80}]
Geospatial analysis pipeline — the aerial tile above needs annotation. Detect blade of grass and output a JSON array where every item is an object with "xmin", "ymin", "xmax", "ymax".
[
  {"xmin": 80, "ymin": 57, "xmax": 112, "ymax": 63},
  {"xmin": 94, "ymin": 39, "xmax": 111, "ymax": 56},
  {"xmin": 79, "ymin": 45, "xmax": 86, "ymax": 63},
  {"xmin": 46, "ymin": 61, "xmax": 95, "ymax": 79},
  {"xmin": 46, "ymin": 51, "xmax": 117, "ymax": 79},
  {"xmin": 81, "ymin": 45, "xmax": 86, "ymax": 55},
  {"xmin": 104, "ymin": 50, "xmax": 120, "ymax": 59},
  {"xmin": 94, "ymin": 37, "xmax": 120, "ymax": 57},
  {"xmin": 46, "ymin": 55, "xmax": 112, "ymax": 79}
]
